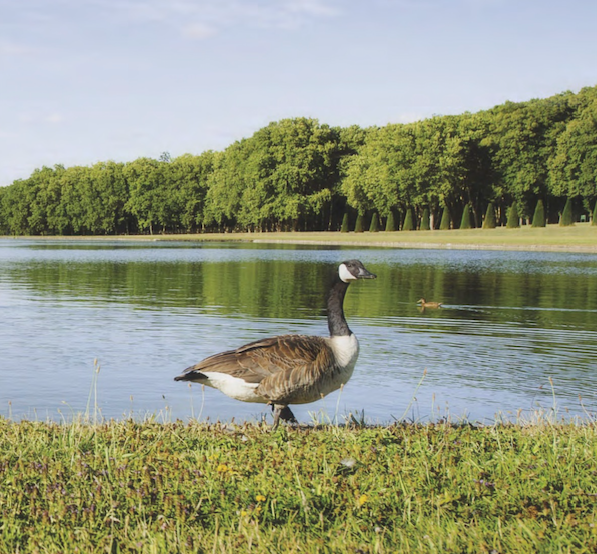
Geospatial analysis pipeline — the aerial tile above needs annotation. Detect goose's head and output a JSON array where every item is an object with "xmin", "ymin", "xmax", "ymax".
[{"xmin": 338, "ymin": 260, "xmax": 377, "ymax": 283}]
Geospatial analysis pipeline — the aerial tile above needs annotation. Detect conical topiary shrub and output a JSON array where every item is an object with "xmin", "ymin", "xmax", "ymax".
[
  {"xmin": 560, "ymin": 198, "xmax": 574, "ymax": 226},
  {"xmin": 439, "ymin": 207, "xmax": 451, "ymax": 230},
  {"xmin": 385, "ymin": 211, "xmax": 397, "ymax": 232},
  {"xmin": 340, "ymin": 213, "xmax": 350, "ymax": 233},
  {"xmin": 420, "ymin": 208, "xmax": 430, "ymax": 231},
  {"xmin": 593, "ymin": 202, "xmax": 597, "ymax": 226},
  {"xmin": 531, "ymin": 199, "xmax": 546, "ymax": 227},
  {"xmin": 460, "ymin": 204, "xmax": 472, "ymax": 229},
  {"xmin": 369, "ymin": 213, "xmax": 380, "ymax": 232},
  {"xmin": 402, "ymin": 208, "xmax": 415, "ymax": 231},
  {"xmin": 354, "ymin": 214, "xmax": 364, "ymax": 233},
  {"xmin": 482, "ymin": 202, "xmax": 496, "ymax": 229},
  {"xmin": 506, "ymin": 204, "xmax": 520, "ymax": 228}
]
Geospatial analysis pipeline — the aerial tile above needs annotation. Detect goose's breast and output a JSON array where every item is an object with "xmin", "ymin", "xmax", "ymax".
[
  {"xmin": 321, "ymin": 334, "xmax": 360, "ymax": 394},
  {"xmin": 329, "ymin": 334, "xmax": 360, "ymax": 370}
]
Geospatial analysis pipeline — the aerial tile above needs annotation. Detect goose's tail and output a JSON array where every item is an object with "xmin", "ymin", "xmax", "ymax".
[{"xmin": 174, "ymin": 369, "xmax": 208, "ymax": 382}]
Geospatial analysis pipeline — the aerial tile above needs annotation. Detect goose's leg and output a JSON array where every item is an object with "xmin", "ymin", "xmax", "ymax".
[
  {"xmin": 271, "ymin": 404, "xmax": 298, "ymax": 430},
  {"xmin": 279, "ymin": 406, "xmax": 297, "ymax": 423},
  {"xmin": 271, "ymin": 405, "xmax": 283, "ymax": 430}
]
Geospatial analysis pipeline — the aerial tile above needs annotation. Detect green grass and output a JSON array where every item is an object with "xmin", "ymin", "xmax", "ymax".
[
  {"xmin": 208, "ymin": 223, "xmax": 597, "ymax": 251},
  {"xmin": 6, "ymin": 223, "xmax": 597, "ymax": 252},
  {"xmin": 2, "ymin": 417, "xmax": 597, "ymax": 553}
]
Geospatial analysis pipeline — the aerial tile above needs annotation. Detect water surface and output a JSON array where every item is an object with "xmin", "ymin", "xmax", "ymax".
[{"xmin": 1, "ymin": 238, "xmax": 596, "ymax": 424}]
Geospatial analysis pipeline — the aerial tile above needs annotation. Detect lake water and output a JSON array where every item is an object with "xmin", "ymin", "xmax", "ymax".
[{"xmin": 1, "ymin": 238, "xmax": 596, "ymax": 425}]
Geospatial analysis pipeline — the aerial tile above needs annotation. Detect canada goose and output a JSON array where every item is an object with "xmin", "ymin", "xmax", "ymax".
[
  {"xmin": 174, "ymin": 259, "xmax": 377, "ymax": 429},
  {"xmin": 417, "ymin": 298, "xmax": 442, "ymax": 309}
]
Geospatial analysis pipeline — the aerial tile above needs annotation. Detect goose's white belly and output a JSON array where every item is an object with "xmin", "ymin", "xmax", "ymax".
[{"xmin": 200, "ymin": 373, "xmax": 267, "ymax": 403}]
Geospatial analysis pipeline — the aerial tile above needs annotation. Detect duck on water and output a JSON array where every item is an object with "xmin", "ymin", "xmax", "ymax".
[
  {"xmin": 174, "ymin": 259, "xmax": 377, "ymax": 429},
  {"xmin": 417, "ymin": 298, "xmax": 442, "ymax": 309}
]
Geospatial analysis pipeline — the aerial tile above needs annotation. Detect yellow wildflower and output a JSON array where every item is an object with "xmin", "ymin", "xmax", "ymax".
[
  {"xmin": 358, "ymin": 494, "xmax": 368, "ymax": 507},
  {"xmin": 256, "ymin": 494, "xmax": 266, "ymax": 502},
  {"xmin": 216, "ymin": 463, "xmax": 229, "ymax": 473}
]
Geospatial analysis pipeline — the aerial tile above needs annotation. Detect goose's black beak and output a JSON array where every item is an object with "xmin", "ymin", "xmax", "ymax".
[{"xmin": 357, "ymin": 267, "xmax": 376, "ymax": 279}]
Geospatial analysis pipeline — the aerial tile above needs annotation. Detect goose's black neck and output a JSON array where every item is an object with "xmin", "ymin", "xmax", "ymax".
[{"xmin": 327, "ymin": 278, "xmax": 351, "ymax": 337}]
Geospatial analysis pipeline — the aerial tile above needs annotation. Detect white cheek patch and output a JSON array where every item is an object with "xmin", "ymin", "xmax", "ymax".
[{"xmin": 338, "ymin": 263, "xmax": 356, "ymax": 282}]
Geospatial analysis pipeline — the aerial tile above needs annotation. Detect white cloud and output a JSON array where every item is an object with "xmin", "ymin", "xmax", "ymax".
[
  {"xmin": 7, "ymin": 0, "xmax": 340, "ymax": 39},
  {"xmin": 17, "ymin": 112, "xmax": 64, "ymax": 125},
  {"xmin": 286, "ymin": 0, "xmax": 338, "ymax": 17},
  {"xmin": 0, "ymin": 41, "xmax": 35, "ymax": 57},
  {"xmin": 45, "ymin": 113, "xmax": 64, "ymax": 124},
  {"xmin": 158, "ymin": 0, "xmax": 339, "ymax": 39},
  {"xmin": 182, "ymin": 22, "xmax": 218, "ymax": 40}
]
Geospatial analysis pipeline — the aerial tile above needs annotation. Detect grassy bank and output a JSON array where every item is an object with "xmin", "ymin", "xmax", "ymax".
[
  {"xmin": 4, "ymin": 223, "xmax": 597, "ymax": 252},
  {"xmin": 2, "ymin": 418, "xmax": 597, "ymax": 553}
]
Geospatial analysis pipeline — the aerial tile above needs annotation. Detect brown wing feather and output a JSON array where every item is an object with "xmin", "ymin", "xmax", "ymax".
[
  {"xmin": 254, "ymin": 337, "xmax": 338, "ymax": 404},
  {"xmin": 179, "ymin": 335, "xmax": 333, "ymax": 391}
]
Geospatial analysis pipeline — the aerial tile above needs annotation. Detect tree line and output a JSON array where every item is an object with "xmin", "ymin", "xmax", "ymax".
[{"xmin": 1, "ymin": 85, "xmax": 596, "ymax": 236}]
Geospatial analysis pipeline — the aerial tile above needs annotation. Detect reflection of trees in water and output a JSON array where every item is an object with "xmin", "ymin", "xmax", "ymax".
[{"xmin": 5, "ymin": 254, "xmax": 597, "ymax": 328}]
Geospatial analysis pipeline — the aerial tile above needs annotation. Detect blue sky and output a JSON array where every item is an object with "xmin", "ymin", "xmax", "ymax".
[{"xmin": 1, "ymin": 0, "xmax": 596, "ymax": 186}]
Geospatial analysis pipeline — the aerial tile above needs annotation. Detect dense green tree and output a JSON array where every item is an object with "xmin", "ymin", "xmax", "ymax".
[
  {"xmin": 593, "ymin": 202, "xmax": 597, "ymax": 225},
  {"xmin": 0, "ymin": 165, "xmax": 68, "ymax": 235},
  {"xmin": 171, "ymin": 152, "xmax": 215, "ymax": 233},
  {"xmin": 341, "ymin": 115, "xmax": 474, "ymax": 222},
  {"xmin": 245, "ymin": 118, "xmax": 340, "ymax": 231},
  {"xmin": 204, "ymin": 147, "xmax": 247, "ymax": 231},
  {"xmin": 342, "ymin": 125, "xmax": 409, "ymax": 218},
  {"xmin": 457, "ymin": 114, "xmax": 495, "ymax": 226},
  {"xmin": 205, "ymin": 118, "xmax": 341, "ymax": 232},
  {"xmin": 51, "ymin": 162, "xmax": 130, "ymax": 235},
  {"xmin": 485, "ymin": 93, "xmax": 574, "ymax": 219},
  {"xmin": 332, "ymin": 125, "xmax": 370, "ymax": 230},
  {"xmin": 482, "ymin": 202, "xmax": 496, "ymax": 229},
  {"xmin": 0, "ymin": 179, "xmax": 36, "ymax": 234},
  {"xmin": 0, "ymin": 187, "xmax": 5, "ymax": 234},
  {"xmin": 124, "ymin": 158, "xmax": 173, "ymax": 234},
  {"xmin": 399, "ymin": 113, "xmax": 493, "ymax": 227},
  {"xmin": 59, "ymin": 165, "xmax": 93, "ymax": 234},
  {"xmin": 93, "ymin": 162, "xmax": 130, "ymax": 234},
  {"xmin": 548, "ymin": 98, "xmax": 597, "ymax": 212},
  {"xmin": 30, "ymin": 166, "xmax": 67, "ymax": 234},
  {"xmin": 531, "ymin": 199, "xmax": 546, "ymax": 227}
]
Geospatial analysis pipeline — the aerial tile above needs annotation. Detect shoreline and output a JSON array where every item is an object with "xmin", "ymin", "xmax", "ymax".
[
  {"xmin": 2, "ymin": 223, "xmax": 597, "ymax": 253},
  {"xmin": 249, "ymin": 238, "xmax": 597, "ymax": 253}
]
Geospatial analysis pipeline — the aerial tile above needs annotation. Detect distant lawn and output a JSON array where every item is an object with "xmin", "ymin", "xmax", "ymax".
[
  {"xmin": 5, "ymin": 223, "xmax": 597, "ymax": 252},
  {"xmin": 247, "ymin": 223, "xmax": 597, "ymax": 251}
]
